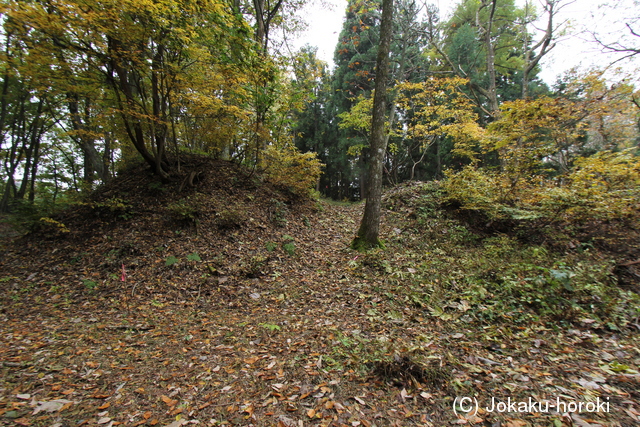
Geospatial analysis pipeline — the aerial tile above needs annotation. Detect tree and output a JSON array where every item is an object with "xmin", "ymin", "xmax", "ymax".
[
  {"xmin": 428, "ymin": 0, "xmax": 563, "ymax": 118},
  {"xmin": 475, "ymin": 69, "xmax": 639, "ymax": 186},
  {"xmin": 0, "ymin": 0, "xmax": 327, "ymax": 208},
  {"xmin": 2, "ymin": 0, "xmax": 257, "ymax": 179},
  {"xmin": 0, "ymin": 18, "xmax": 57, "ymax": 212},
  {"xmin": 394, "ymin": 77, "xmax": 484, "ymax": 178},
  {"xmin": 331, "ymin": 0, "xmax": 383, "ymax": 198},
  {"xmin": 321, "ymin": 0, "xmax": 432, "ymax": 197},
  {"xmin": 339, "ymin": 77, "xmax": 483, "ymax": 181},
  {"xmin": 554, "ymin": 69, "xmax": 640, "ymax": 154},
  {"xmin": 290, "ymin": 47, "xmax": 343, "ymax": 195},
  {"xmin": 519, "ymin": 0, "xmax": 568, "ymax": 98},
  {"xmin": 333, "ymin": 0, "xmax": 382, "ymax": 113},
  {"xmin": 353, "ymin": 0, "xmax": 393, "ymax": 249}
]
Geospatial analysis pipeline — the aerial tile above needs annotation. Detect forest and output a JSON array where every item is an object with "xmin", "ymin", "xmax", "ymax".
[{"xmin": 1, "ymin": 0, "xmax": 640, "ymax": 426}]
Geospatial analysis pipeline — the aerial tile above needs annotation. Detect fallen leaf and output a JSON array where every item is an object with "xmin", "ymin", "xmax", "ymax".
[
  {"xmin": 571, "ymin": 413, "xmax": 602, "ymax": 427},
  {"xmin": 32, "ymin": 399, "xmax": 73, "ymax": 415},
  {"xmin": 160, "ymin": 395, "xmax": 177, "ymax": 407}
]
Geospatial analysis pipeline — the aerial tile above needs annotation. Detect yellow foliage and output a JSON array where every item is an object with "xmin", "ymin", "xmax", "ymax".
[
  {"xmin": 337, "ymin": 77, "xmax": 484, "ymax": 160},
  {"xmin": 261, "ymin": 146, "xmax": 324, "ymax": 198},
  {"xmin": 444, "ymin": 150, "xmax": 640, "ymax": 223},
  {"xmin": 395, "ymin": 78, "xmax": 484, "ymax": 150},
  {"xmin": 443, "ymin": 166, "xmax": 518, "ymax": 218},
  {"xmin": 38, "ymin": 217, "xmax": 70, "ymax": 234},
  {"xmin": 482, "ymin": 96, "xmax": 587, "ymax": 178},
  {"xmin": 559, "ymin": 150, "xmax": 640, "ymax": 220}
]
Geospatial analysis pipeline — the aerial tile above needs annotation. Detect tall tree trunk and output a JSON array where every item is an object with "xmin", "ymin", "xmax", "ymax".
[
  {"xmin": 67, "ymin": 95, "xmax": 109, "ymax": 183},
  {"xmin": 353, "ymin": 0, "xmax": 394, "ymax": 249},
  {"xmin": 250, "ymin": 0, "xmax": 283, "ymax": 167},
  {"xmin": 478, "ymin": 0, "xmax": 499, "ymax": 114},
  {"xmin": 521, "ymin": 0, "xmax": 557, "ymax": 98},
  {"xmin": 107, "ymin": 37, "xmax": 168, "ymax": 178}
]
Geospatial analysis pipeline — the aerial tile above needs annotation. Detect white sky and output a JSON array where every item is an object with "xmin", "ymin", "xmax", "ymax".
[{"xmin": 292, "ymin": 0, "xmax": 640, "ymax": 85}]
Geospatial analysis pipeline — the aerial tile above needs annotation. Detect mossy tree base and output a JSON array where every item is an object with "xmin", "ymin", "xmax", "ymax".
[{"xmin": 351, "ymin": 235, "xmax": 385, "ymax": 251}]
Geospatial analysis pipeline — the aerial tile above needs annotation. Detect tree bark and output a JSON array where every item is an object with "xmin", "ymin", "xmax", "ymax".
[
  {"xmin": 353, "ymin": 0, "xmax": 394, "ymax": 249},
  {"xmin": 521, "ymin": 0, "xmax": 557, "ymax": 98},
  {"xmin": 478, "ymin": 0, "xmax": 499, "ymax": 115}
]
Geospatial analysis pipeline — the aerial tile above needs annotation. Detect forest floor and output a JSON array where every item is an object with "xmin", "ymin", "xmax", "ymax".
[{"xmin": 1, "ymin": 157, "xmax": 639, "ymax": 427}]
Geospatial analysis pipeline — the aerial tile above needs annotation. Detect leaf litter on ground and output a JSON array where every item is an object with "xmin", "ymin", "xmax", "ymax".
[{"xmin": 0, "ymin": 160, "xmax": 639, "ymax": 426}]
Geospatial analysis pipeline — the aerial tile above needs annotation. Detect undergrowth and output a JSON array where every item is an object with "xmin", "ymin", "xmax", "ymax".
[{"xmin": 357, "ymin": 181, "xmax": 640, "ymax": 330}]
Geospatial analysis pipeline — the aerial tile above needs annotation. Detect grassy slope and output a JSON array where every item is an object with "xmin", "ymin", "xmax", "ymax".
[{"xmin": 0, "ymin": 159, "xmax": 639, "ymax": 427}]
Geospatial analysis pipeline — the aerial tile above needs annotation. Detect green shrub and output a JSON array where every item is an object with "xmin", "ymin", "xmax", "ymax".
[
  {"xmin": 187, "ymin": 253, "xmax": 202, "ymax": 262},
  {"xmin": 5, "ymin": 197, "xmax": 62, "ymax": 234}
]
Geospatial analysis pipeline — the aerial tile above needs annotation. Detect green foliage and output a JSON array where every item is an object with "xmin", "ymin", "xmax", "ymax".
[
  {"xmin": 281, "ymin": 235, "xmax": 296, "ymax": 256},
  {"xmin": 558, "ymin": 150, "xmax": 640, "ymax": 221},
  {"xmin": 480, "ymin": 96, "xmax": 586, "ymax": 177},
  {"xmin": 82, "ymin": 279, "xmax": 98, "ymax": 292},
  {"xmin": 338, "ymin": 78, "xmax": 484, "ymax": 181},
  {"xmin": 36, "ymin": 217, "xmax": 70, "ymax": 236},
  {"xmin": 4, "ymin": 198, "xmax": 66, "ymax": 235},
  {"xmin": 167, "ymin": 196, "xmax": 202, "ymax": 223},
  {"xmin": 440, "ymin": 0, "xmax": 550, "ymax": 110},
  {"xmin": 258, "ymin": 322, "xmax": 281, "ymax": 332},
  {"xmin": 358, "ymin": 249, "xmax": 392, "ymax": 273},
  {"xmin": 376, "ymin": 182, "xmax": 640, "ymax": 329},
  {"xmin": 261, "ymin": 145, "xmax": 323, "ymax": 198},
  {"xmin": 147, "ymin": 181, "xmax": 167, "ymax": 194},
  {"xmin": 187, "ymin": 253, "xmax": 202, "ymax": 262},
  {"xmin": 351, "ymin": 236, "xmax": 385, "ymax": 252},
  {"xmin": 282, "ymin": 242, "xmax": 295, "ymax": 256},
  {"xmin": 265, "ymin": 241, "xmax": 278, "ymax": 252},
  {"xmin": 243, "ymin": 255, "xmax": 268, "ymax": 278},
  {"xmin": 165, "ymin": 256, "xmax": 179, "ymax": 267},
  {"xmin": 395, "ymin": 78, "xmax": 484, "ymax": 149},
  {"xmin": 338, "ymin": 94, "xmax": 373, "ymax": 138},
  {"xmin": 332, "ymin": 0, "xmax": 381, "ymax": 113}
]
